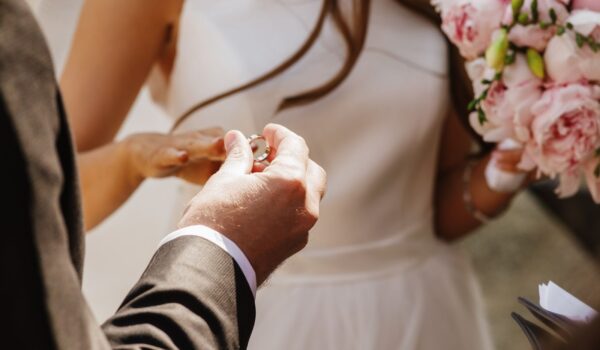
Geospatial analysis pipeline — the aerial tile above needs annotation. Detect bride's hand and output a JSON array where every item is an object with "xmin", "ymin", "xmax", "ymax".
[
  {"xmin": 489, "ymin": 148, "xmax": 538, "ymax": 187},
  {"xmin": 123, "ymin": 128, "xmax": 225, "ymax": 185}
]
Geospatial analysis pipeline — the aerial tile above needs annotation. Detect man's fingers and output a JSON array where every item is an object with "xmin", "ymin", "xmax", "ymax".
[
  {"xmin": 295, "ymin": 160, "xmax": 326, "ymax": 234},
  {"xmin": 218, "ymin": 130, "xmax": 254, "ymax": 176},
  {"xmin": 262, "ymin": 124, "xmax": 309, "ymax": 179},
  {"xmin": 252, "ymin": 161, "xmax": 268, "ymax": 173},
  {"xmin": 307, "ymin": 160, "xmax": 327, "ymax": 200},
  {"xmin": 304, "ymin": 160, "xmax": 326, "ymax": 223}
]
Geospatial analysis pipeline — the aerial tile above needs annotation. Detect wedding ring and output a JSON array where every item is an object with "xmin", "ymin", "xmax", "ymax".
[{"xmin": 248, "ymin": 134, "xmax": 271, "ymax": 162}]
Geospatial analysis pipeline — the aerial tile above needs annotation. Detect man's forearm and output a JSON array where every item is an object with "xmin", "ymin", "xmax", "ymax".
[{"xmin": 102, "ymin": 235, "xmax": 256, "ymax": 350}]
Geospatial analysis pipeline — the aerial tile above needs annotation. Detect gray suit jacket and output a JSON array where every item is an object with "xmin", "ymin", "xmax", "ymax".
[{"xmin": 0, "ymin": 0, "xmax": 255, "ymax": 348}]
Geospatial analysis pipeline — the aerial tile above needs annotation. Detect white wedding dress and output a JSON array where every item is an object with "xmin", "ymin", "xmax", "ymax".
[
  {"xmin": 150, "ymin": 0, "xmax": 494, "ymax": 349},
  {"xmin": 30, "ymin": 0, "xmax": 494, "ymax": 347}
]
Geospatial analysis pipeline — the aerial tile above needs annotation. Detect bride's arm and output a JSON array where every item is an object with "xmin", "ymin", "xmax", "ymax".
[
  {"xmin": 434, "ymin": 110, "xmax": 527, "ymax": 240},
  {"xmin": 61, "ymin": 0, "xmax": 183, "ymax": 151},
  {"xmin": 79, "ymin": 130, "xmax": 224, "ymax": 231}
]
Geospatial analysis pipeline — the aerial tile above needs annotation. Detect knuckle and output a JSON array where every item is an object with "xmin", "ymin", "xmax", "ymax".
[
  {"xmin": 306, "ymin": 210, "xmax": 319, "ymax": 226},
  {"xmin": 285, "ymin": 177, "xmax": 307, "ymax": 197},
  {"xmin": 297, "ymin": 232, "xmax": 309, "ymax": 249},
  {"xmin": 315, "ymin": 164, "xmax": 327, "ymax": 183},
  {"xmin": 296, "ymin": 137, "xmax": 309, "ymax": 155},
  {"xmin": 306, "ymin": 204, "xmax": 319, "ymax": 223}
]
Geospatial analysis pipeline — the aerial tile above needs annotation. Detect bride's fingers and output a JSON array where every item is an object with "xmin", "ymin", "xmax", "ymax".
[
  {"xmin": 157, "ymin": 148, "xmax": 189, "ymax": 168},
  {"xmin": 173, "ymin": 134, "xmax": 225, "ymax": 161},
  {"xmin": 492, "ymin": 149, "xmax": 522, "ymax": 163},
  {"xmin": 494, "ymin": 160, "xmax": 521, "ymax": 173},
  {"xmin": 193, "ymin": 127, "xmax": 224, "ymax": 138}
]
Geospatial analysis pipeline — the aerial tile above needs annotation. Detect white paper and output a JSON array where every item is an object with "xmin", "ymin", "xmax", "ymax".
[{"xmin": 539, "ymin": 281, "xmax": 598, "ymax": 323}]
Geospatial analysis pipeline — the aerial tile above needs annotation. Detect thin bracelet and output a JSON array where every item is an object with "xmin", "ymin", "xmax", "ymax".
[{"xmin": 463, "ymin": 159, "xmax": 492, "ymax": 224}]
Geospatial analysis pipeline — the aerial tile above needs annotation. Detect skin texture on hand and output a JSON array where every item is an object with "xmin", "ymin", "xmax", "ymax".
[{"xmin": 178, "ymin": 124, "xmax": 327, "ymax": 285}]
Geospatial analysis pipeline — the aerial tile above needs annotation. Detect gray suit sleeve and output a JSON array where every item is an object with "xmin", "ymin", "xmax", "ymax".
[
  {"xmin": 102, "ymin": 236, "xmax": 256, "ymax": 350},
  {"xmin": 0, "ymin": 0, "xmax": 254, "ymax": 348}
]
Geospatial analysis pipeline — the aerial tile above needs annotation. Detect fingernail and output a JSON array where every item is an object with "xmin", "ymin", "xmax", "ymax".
[
  {"xmin": 177, "ymin": 150, "xmax": 189, "ymax": 163},
  {"xmin": 224, "ymin": 132, "xmax": 238, "ymax": 151}
]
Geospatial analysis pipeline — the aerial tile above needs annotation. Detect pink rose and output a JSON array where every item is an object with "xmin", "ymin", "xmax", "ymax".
[
  {"xmin": 466, "ymin": 55, "xmax": 543, "ymax": 142},
  {"xmin": 522, "ymin": 83, "xmax": 600, "ymax": 199},
  {"xmin": 436, "ymin": 0, "xmax": 509, "ymax": 60},
  {"xmin": 573, "ymin": 0, "xmax": 600, "ymax": 11},
  {"xmin": 545, "ymin": 10, "xmax": 600, "ymax": 84},
  {"xmin": 503, "ymin": 0, "xmax": 570, "ymax": 51}
]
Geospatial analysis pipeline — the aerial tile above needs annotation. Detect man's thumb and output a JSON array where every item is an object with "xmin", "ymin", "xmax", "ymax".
[{"xmin": 218, "ymin": 130, "xmax": 253, "ymax": 175}]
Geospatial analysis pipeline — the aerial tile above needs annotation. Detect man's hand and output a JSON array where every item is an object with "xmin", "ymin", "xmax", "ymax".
[{"xmin": 178, "ymin": 124, "xmax": 327, "ymax": 285}]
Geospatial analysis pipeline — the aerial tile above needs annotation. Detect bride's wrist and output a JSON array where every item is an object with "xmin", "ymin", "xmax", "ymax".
[
  {"xmin": 118, "ymin": 137, "xmax": 146, "ymax": 186},
  {"xmin": 466, "ymin": 157, "xmax": 516, "ymax": 220}
]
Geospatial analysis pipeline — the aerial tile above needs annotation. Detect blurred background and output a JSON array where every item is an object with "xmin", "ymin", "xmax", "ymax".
[{"xmin": 31, "ymin": 1, "xmax": 600, "ymax": 348}]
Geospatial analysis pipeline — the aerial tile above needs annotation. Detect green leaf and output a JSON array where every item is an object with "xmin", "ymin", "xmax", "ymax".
[
  {"xmin": 557, "ymin": 26, "xmax": 566, "ymax": 36},
  {"xmin": 486, "ymin": 28, "xmax": 510, "ymax": 71},
  {"xmin": 531, "ymin": 0, "xmax": 539, "ymax": 22},
  {"xmin": 512, "ymin": 0, "xmax": 525, "ymax": 14},
  {"xmin": 518, "ymin": 13, "xmax": 530, "ymax": 25},
  {"xmin": 576, "ymin": 33, "xmax": 586, "ymax": 48},
  {"xmin": 478, "ymin": 108, "xmax": 487, "ymax": 125},
  {"xmin": 482, "ymin": 79, "xmax": 493, "ymax": 85},
  {"xmin": 526, "ymin": 48, "xmax": 545, "ymax": 78},
  {"xmin": 539, "ymin": 21, "xmax": 550, "ymax": 30},
  {"xmin": 467, "ymin": 98, "xmax": 478, "ymax": 111},
  {"xmin": 549, "ymin": 8, "xmax": 557, "ymax": 24},
  {"xmin": 566, "ymin": 22, "xmax": 574, "ymax": 30}
]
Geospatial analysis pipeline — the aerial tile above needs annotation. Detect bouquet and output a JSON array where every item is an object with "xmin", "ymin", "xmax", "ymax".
[{"xmin": 433, "ymin": 0, "xmax": 600, "ymax": 203}]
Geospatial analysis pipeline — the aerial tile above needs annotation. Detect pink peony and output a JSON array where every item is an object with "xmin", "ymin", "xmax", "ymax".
[
  {"xmin": 521, "ymin": 83, "xmax": 600, "ymax": 199},
  {"xmin": 435, "ymin": 0, "xmax": 509, "ymax": 60},
  {"xmin": 573, "ymin": 0, "xmax": 600, "ymax": 11},
  {"xmin": 503, "ymin": 0, "xmax": 570, "ymax": 51},
  {"xmin": 545, "ymin": 10, "xmax": 600, "ymax": 84},
  {"xmin": 466, "ymin": 55, "xmax": 543, "ymax": 143}
]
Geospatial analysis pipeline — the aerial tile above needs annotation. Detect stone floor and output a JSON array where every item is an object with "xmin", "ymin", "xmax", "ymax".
[{"xmin": 460, "ymin": 192, "xmax": 600, "ymax": 349}]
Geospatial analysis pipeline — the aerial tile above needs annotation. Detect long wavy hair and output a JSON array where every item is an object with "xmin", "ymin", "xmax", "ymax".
[{"xmin": 170, "ymin": 0, "xmax": 474, "ymax": 140}]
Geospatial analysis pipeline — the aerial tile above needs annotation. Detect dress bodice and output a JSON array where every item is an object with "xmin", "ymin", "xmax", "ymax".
[{"xmin": 157, "ymin": 0, "xmax": 450, "ymax": 266}]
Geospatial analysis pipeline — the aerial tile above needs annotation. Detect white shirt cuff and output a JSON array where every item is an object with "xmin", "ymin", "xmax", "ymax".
[{"xmin": 158, "ymin": 225, "xmax": 257, "ymax": 297}]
